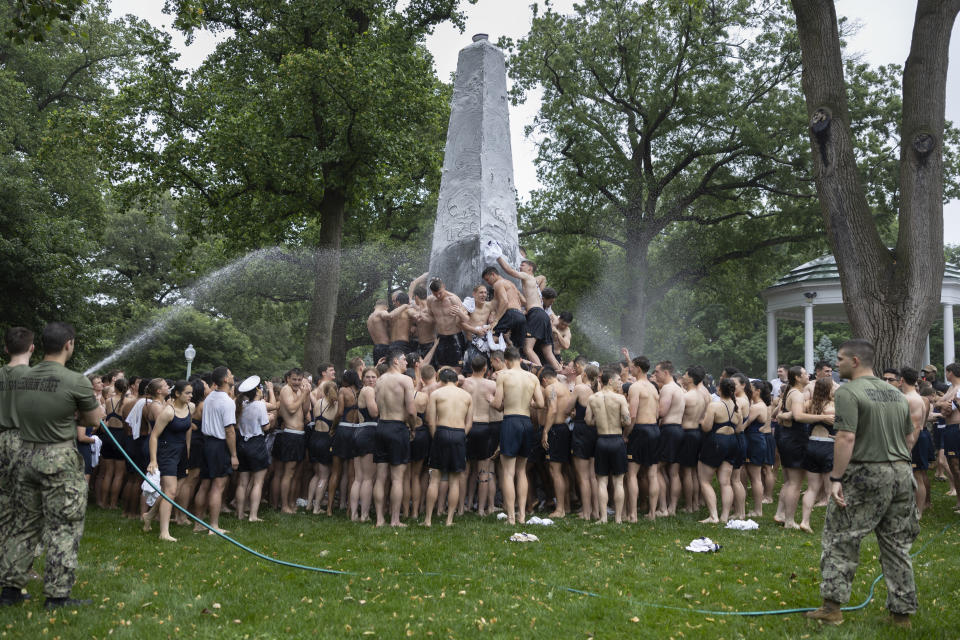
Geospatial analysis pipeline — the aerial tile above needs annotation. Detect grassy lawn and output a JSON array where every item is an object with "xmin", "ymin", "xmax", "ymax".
[{"xmin": 1, "ymin": 485, "xmax": 958, "ymax": 639}]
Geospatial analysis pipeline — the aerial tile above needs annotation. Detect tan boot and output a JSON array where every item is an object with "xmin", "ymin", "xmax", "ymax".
[
  {"xmin": 805, "ymin": 600, "xmax": 843, "ymax": 625},
  {"xmin": 888, "ymin": 613, "xmax": 911, "ymax": 629}
]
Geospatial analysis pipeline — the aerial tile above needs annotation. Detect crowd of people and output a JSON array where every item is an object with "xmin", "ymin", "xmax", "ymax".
[{"xmin": 0, "ymin": 253, "xmax": 942, "ymax": 624}]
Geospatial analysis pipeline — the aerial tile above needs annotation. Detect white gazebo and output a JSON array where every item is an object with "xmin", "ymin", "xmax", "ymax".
[{"xmin": 760, "ymin": 255, "xmax": 960, "ymax": 380}]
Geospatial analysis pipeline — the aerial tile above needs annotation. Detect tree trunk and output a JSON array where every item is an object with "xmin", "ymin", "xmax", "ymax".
[
  {"xmin": 621, "ymin": 230, "xmax": 649, "ymax": 353},
  {"xmin": 303, "ymin": 188, "xmax": 346, "ymax": 373},
  {"xmin": 791, "ymin": 0, "xmax": 959, "ymax": 370},
  {"xmin": 329, "ymin": 299, "xmax": 349, "ymax": 371}
]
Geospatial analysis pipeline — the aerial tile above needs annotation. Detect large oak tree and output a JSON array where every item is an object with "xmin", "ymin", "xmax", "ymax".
[{"xmin": 791, "ymin": 0, "xmax": 960, "ymax": 368}]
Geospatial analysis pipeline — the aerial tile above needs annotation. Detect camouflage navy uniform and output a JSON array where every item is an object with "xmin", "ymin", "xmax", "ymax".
[
  {"xmin": 0, "ymin": 360, "xmax": 97, "ymax": 599},
  {"xmin": 0, "ymin": 364, "xmax": 28, "ymax": 541},
  {"xmin": 820, "ymin": 376, "xmax": 919, "ymax": 615}
]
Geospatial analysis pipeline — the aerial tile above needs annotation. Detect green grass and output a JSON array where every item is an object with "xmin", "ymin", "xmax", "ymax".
[{"xmin": 2, "ymin": 485, "xmax": 959, "ymax": 639}]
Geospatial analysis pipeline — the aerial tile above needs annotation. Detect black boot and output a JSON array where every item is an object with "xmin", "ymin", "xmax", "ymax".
[
  {"xmin": 0, "ymin": 587, "xmax": 29, "ymax": 606},
  {"xmin": 44, "ymin": 596, "xmax": 91, "ymax": 609}
]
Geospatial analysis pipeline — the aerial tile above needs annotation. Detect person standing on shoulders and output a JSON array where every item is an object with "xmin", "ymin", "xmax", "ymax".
[
  {"xmin": 806, "ymin": 340, "xmax": 918, "ymax": 628},
  {"xmin": 0, "ymin": 322, "xmax": 103, "ymax": 609}
]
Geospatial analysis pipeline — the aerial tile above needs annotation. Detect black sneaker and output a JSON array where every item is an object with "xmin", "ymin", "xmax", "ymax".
[
  {"xmin": 0, "ymin": 587, "xmax": 29, "ymax": 606},
  {"xmin": 44, "ymin": 597, "xmax": 91, "ymax": 609}
]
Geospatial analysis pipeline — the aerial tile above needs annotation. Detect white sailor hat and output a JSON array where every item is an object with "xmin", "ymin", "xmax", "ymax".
[{"xmin": 237, "ymin": 375, "xmax": 261, "ymax": 393}]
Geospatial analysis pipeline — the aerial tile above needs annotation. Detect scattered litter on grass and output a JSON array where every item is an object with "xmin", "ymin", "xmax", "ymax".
[
  {"xmin": 685, "ymin": 537, "xmax": 721, "ymax": 553},
  {"xmin": 497, "ymin": 512, "xmax": 508, "ymax": 520},
  {"xmin": 509, "ymin": 533, "xmax": 539, "ymax": 542},
  {"xmin": 526, "ymin": 517, "xmax": 554, "ymax": 526},
  {"xmin": 725, "ymin": 519, "xmax": 759, "ymax": 530}
]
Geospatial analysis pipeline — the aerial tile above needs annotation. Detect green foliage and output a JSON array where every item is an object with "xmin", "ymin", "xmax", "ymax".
[{"xmin": 3, "ymin": 0, "xmax": 86, "ymax": 43}]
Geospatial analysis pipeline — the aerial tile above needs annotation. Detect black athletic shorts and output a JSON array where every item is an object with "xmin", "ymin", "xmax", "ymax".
[
  {"xmin": 389, "ymin": 340, "xmax": 416, "ymax": 356},
  {"xmin": 308, "ymin": 430, "xmax": 332, "ymax": 465},
  {"xmin": 912, "ymin": 429, "xmax": 933, "ymax": 470},
  {"xmin": 658, "ymin": 423, "xmax": 684, "ymax": 464},
  {"xmin": 765, "ymin": 432, "xmax": 776, "ymax": 465},
  {"xmin": 331, "ymin": 424, "xmax": 357, "ymax": 459},
  {"xmin": 525, "ymin": 307, "xmax": 552, "ymax": 346},
  {"xmin": 546, "ymin": 423, "xmax": 571, "ymax": 463},
  {"xmin": 275, "ymin": 430, "xmax": 307, "ymax": 463},
  {"xmin": 428, "ymin": 426, "xmax": 466, "ymax": 473},
  {"xmin": 434, "ymin": 334, "xmax": 464, "ymax": 368},
  {"xmin": 802, "ymin": 438, "xmax": 834, "ymax": 474},
  {"xmin": 493, "ymin": 308, "xmax": 526, "ymax": 344},
  {"xmin": 156, "ymin": 439, "xmax": 186, "ymax": 477},
  {"xmin": 373, "ymin": 343, "xmax": 390, "ymax": 363},
  {"xmin": 944, "ymin": 424, "xmax": 960, "ymax": 457},
  {"xmin": 355, "ymin": 423, "xmax": 376, "ymax": 457},
  {"xmin": 187, "ymin": 430, "xmax": 205, "ymax": 471},
  {"xmin": 488, "ymin": 420, "xmax": 502, "ymax": 458},
  {"xmin": 571, "ymin": 420, "xmax": 597, "ymax": 459},
  {"xmin": 528, "ymin": 424, "xmax": 546, "ymax": 465},
  {"xmin": 500, "ymin": 414, "xmax": 535, "ymax": 459},
  {"xmin": 933, "ymin": 422, "xmax": 945, "ymax": 450},
  {"xmin": 744, "ymin": 429, "xmax": 769, "ymax": 466},
  {"xmin": 203, "ymin": 436, "xmax": 233, "ymax": 478},
  {"xmin": 777, "ymin": 425, "xmax": 808, "ymax": 469},
  {"xmin": 699, "ymin": 432, "xmax": 736, "ymax": 469},
  {"xmin": 731, "ymin": 432, "xmax": 746, "ymax": 469},
  {"xmin": 677, "ymin": 428, "xmax": 702, "ymax": 467},
  {"xmin": 417, "ymin": 341, "xmax": 434, "ymax": 364},
  {"xmin": 627, "ymin": 424, "xmax": 659, "ymax": 467},
  {"xmin": 238, "ymin": 435, "xmax": 270, "ymax": 472},
  {"xmin": 374, "ymin": 419, "xmax": 410, "ymax": 465},
  {"xmin": 410, "ymin": 426, "xmax": 430, "ymax": 462},
  {"xmin": 78, "ymin": 441, "xmax": 94, "ymax": 475},
  {"xmin": 466, "ymin": 422, "xmax": 491, "ymax": 461},
  {"xmin": 100, "ymin": 427, "xmax": 125, "ymax": 460},
  {"xmin": 594, "ymin": 434, "xmax": 627, "ymax": 476}
]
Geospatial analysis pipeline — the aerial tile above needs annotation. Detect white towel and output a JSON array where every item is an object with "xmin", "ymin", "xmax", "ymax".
[
  {"xmin": 90, "ymin": 435, "xmax": 102, "ymax": 468},
  {"xmin": 725, "ymin": 519, "xmax": 760, "ymax": 531},
  {"xmin": 462, "ymin": 296, "xmax": 476, "ymax": 313},
  {"xmin": 487, "ymin": 331, "xmax": 506, "ymax": 353},
  {"xmin": 509, "ymin": 532, "xmax": 539, "ymax": 542},
  {"xmin": 526, "ymin": 516, "xmax": 554, "ymax": 526},
  {"xmin": 141, "ymin": 470, "xmax": 161, "ymax": 507},
  {"xmin": 126, "ymin": 398, "xmax": 147, "ymax": 439}
]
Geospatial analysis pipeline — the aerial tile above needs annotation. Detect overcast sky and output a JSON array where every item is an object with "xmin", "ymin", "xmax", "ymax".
[{"xmin": 111, "ymin": 0, "xmax": 960, "ymax": 245}]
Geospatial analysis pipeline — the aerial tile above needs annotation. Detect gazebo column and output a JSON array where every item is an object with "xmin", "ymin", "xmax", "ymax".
[
  {"xmin": 804, "ymin": 301, "xmax": 814, "ymax": 373},
  {"xmin": 766, "ymin": 310, "xmax": 777, "ymax": 381},
  {"xmin": 925, "ymin": 334, "xmax": 931, "ymax": 367},
  {"xmin": 945, "ymin": 303, "xmax": 955, "ymax": 368}
]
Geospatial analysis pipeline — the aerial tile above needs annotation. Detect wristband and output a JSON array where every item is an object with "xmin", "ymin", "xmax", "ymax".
[{"xmin": 829, "ymin": 476, "xmax": 843, "ymax": 483}]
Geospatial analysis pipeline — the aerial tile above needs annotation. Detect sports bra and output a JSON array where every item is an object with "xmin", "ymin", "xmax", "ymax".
[
  {"xmin": 315, "ymin": 401, "xmax": 335, "ymax": 429},
  {"xmin": 744, "ymin": 417, "xmax": 764, "ymax": 433},
  {"xmin": 164, "ymin": 411, "xmax": 192, "ymax": 436},
  {"xmin": 359, "ymin": 406, "xmax": 374, "ymax": 423},
  {"xmin": 712, "ymin": 401, "xmax": 736, "ymax": 433},
  {"xmin": 105, "ymin": 398, "xmax": 124, "ymax": 425}
]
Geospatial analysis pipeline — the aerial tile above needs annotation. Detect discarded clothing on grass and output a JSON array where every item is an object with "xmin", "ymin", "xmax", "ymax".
[
  {"xmin": 725, "ymin": 519, "xmax": 760, "ymax": 530},
  {"xmin": 526, "ymin": 516, "xmax": 554, "ymax": 526},
  {"xmin": 685, "ymin": 537, "xmax": 721, "ymax": 553},
  {"xmin": 509, "ymin": 532, "xmax": 539, "ymax": 542}
]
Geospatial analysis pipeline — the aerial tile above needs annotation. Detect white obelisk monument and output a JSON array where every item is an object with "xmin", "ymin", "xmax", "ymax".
[{"xmin": 428, "ymin": 34, "xmax": 522, "ymax": 296}]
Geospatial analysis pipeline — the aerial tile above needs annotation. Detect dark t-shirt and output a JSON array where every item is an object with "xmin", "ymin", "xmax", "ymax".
[
  {"xmin": 14, "ymin": 360, "xmax": 99, "ymax": 443},
  {"xmin": 834, "ymin": 375, "xmax": 912, "ymax": 463},
  {"xmin": 0, "ymin": 364, "xmax": 29, "ymax": 430}
]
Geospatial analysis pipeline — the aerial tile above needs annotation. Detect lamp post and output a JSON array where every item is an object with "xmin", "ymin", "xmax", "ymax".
[{"xmin": 185, "ymin": 344, "xmax": 196, "ymax": 379}]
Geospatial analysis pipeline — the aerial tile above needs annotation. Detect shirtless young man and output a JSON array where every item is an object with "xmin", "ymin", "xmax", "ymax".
[
  {"xmin": 408, "ymin": 274, "xmax": 439, "ymax": 364},
  {"xmin": 366, "ymin": 301, "xmax": 391, "ymax": 364},
  {"xmin": 804, "ymin": 361, "xmax": 839, "ymax": 399},
  {"xmin": 654, "ymin": 361, "xmax": 686, "ymax": 516},
  {"xmin": 900, "ymin": 367, "xmax": 929, "ymax": 518},
  {"xmin": 936, "ymin": 363, "xmax": 960, "ymax": 512},
  {"xmin": 482, "ymin": 266, "xmax": 527, "ymax": 350},
  {"xmin": 424, "ymin": 368, "xmax": 473, "ymax": 527},
  {"xmin": 407, "ymin": 363, "xmax": 434, "ymax": 519},
  {"xmin": 586, "ymin": 368, "xmax": 631, "ymax": 523},
  {"xmin": 496, "ymin": 255, "xmax": 562, "ymax": 371},
  {"xmin": 463, "ymin": 283, "xmax": 497, "ymax": 375},
  {"xmin": 491, "ymin": 346, "xmax": 545, "ymax": 525},
  {"xmin": 373, "ymin": 350, "xmax": 416, "ymax": 527},
  {"xmin": 552, "ymin": 311, "xmax": 573, "ymax": 364},
  {"xmin": 625, "ymin": 356, "xmax": 660, "ymax": 521},
  {"xmin": 679, "ymin": 366, "xmax": 707, "ymax": 512},
  {"xmin": 277, "ymin": 368, "xmax": 310, "ymax": 514},
  {"xmin": 540, "ymin": 367, "xmax": 572, "ymax": 517},
  {"xmin": 461, "ymin": 356, "xmax": 498, "ymax": 516},
  {"xmin": 425, "ymin": 278, "xmax": 483, "ymax": 372},
  {"xmin": 386, "ymin": 294, "xmax": 418, "ymax": 356}
]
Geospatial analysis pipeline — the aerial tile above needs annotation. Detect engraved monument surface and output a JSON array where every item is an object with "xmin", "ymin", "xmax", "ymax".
[{"xmin": 428, "ymin": 34, "xmax": 522, "ymax": 296}]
